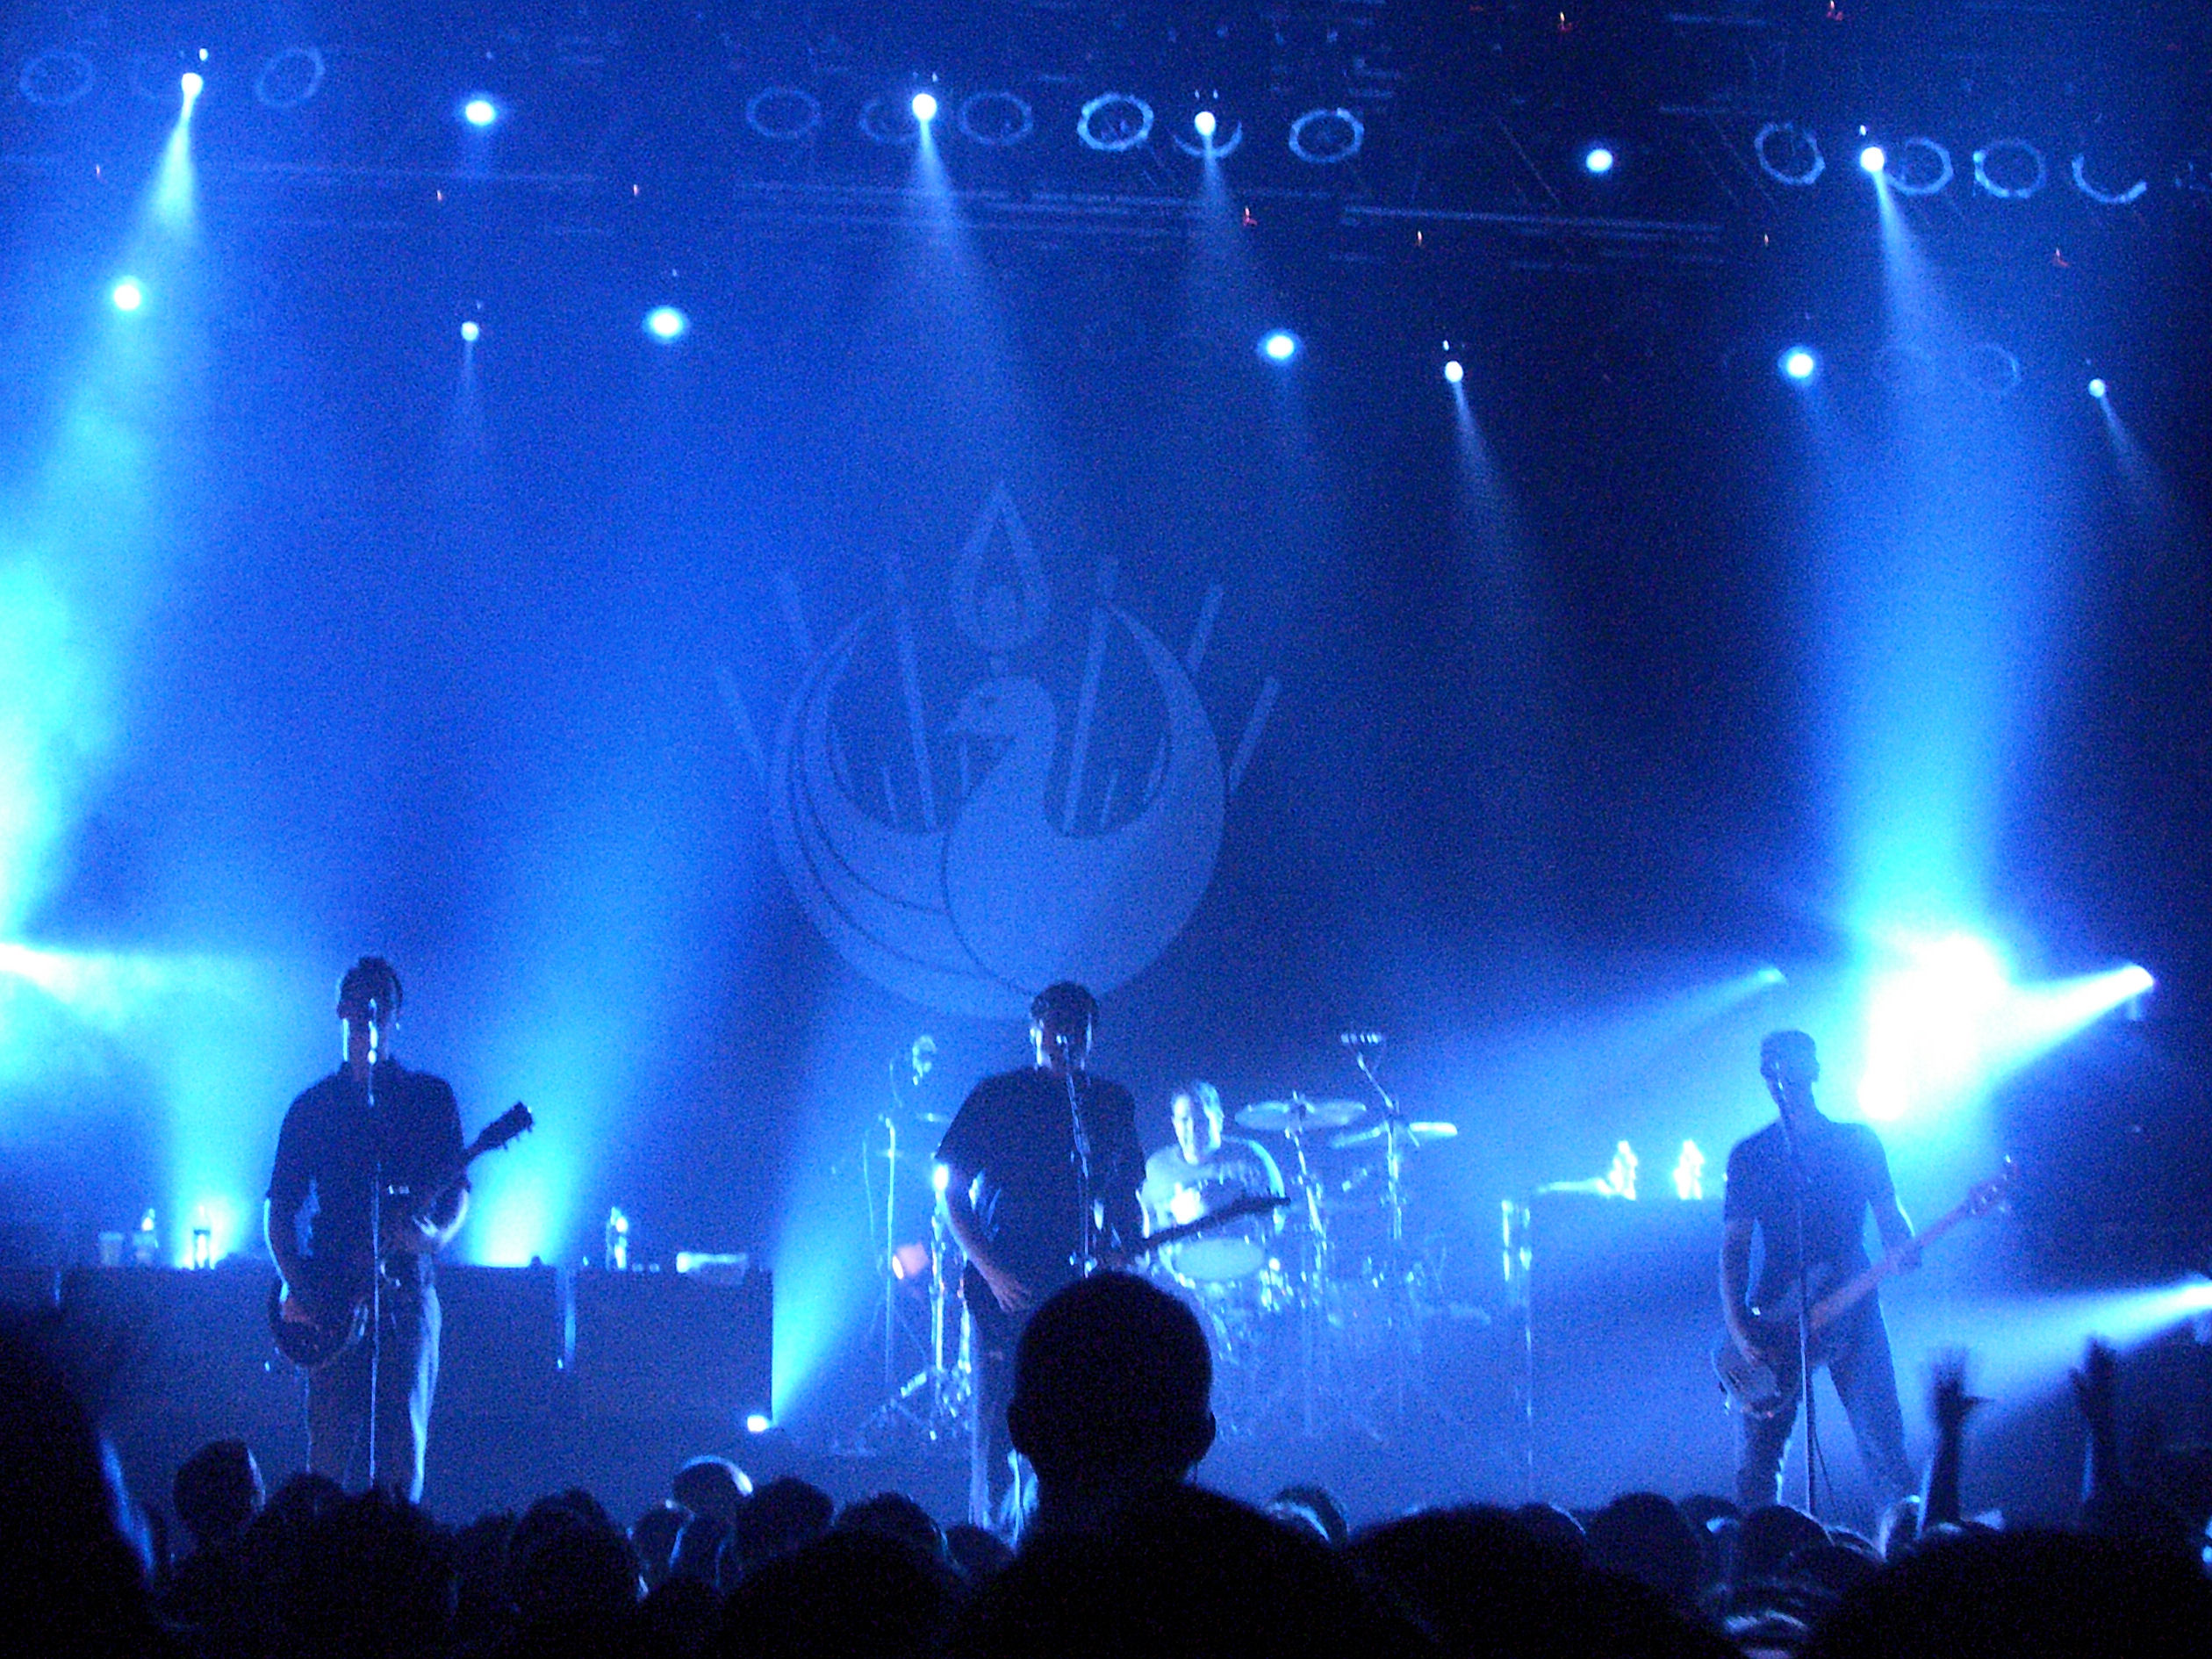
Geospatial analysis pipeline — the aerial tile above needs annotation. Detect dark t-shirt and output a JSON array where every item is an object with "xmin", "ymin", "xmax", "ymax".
[
  {"xmin": 935, "ymin": 1066, "xmax": 1146, "ymax": 1297},
  {"xmin": 1722, "ymin": 1115, "xmax": 1895, "ymax": 1307},
  {"xmin": 267, "ymin": 1060, "xmax": 467, "ymax": 1288}
]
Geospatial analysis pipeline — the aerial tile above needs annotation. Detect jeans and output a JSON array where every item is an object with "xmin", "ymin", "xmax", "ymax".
[
  {"xmin": 969, "ymin": 1303, "xmax": 1027, "ymax": 1533},
  {"xmin": 1735, "ymin": 1297, "xmax": 1914, "ymax": 1510},
  {"xmin": 308, "ymin": 1278, "xmax": 440, "ymax": 1502}
]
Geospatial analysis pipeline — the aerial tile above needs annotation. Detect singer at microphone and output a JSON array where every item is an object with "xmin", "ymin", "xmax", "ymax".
[{"xmin": 930, "ymin": 980, "xmax": 1146, "ymax": 1531}]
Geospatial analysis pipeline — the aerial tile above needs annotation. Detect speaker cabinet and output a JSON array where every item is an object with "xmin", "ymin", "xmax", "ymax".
[
  {"xmin": 433, "ymin": 1264, "xmax": 562, "ymax": 1420},
  {"xmin": 1525, "ymin": 1194, "xmax": 1735, "ymax": 1506},
  {"xmin": 570, "ymin": 1268, "xmax": 772, "ymax": 1423}
]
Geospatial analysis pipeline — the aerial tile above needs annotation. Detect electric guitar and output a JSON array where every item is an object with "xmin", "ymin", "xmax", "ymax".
[
  {"xmin": 961, "ymin": 1193, "xmax": 1289, "ymax": 1340},
  {"xmin": 268, "ymin": 1102, "xmax": 534, "ymax": 1370},
  {"xmin": 1713, "ymin": 1159, "xmax": 2014, "ymax": 1417}
]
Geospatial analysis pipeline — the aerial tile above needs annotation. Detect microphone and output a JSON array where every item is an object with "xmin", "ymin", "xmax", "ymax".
[{"xmin": 1339, "ymin": 1030, "xmax": 1385, "ymax": 1048}]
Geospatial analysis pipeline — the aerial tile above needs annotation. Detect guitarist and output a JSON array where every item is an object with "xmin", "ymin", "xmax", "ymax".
[
  {"xmin": 1720, "ymin": 1029, "xmax": 1918, "ymax": 1510},
  {"xmin": 937, "ymin": 981, "xmax": 1146, "ymax": 1532},
  {"xmin": 262, "ymin": 958, "xmax": 469, "ymax": 1501}
]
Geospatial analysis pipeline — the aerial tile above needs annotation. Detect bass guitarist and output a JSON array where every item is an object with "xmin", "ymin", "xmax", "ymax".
[
  {"xmin": 263, "ymin": 957, "xmax": 469, "ymax": 1501},
  {"xmin": 1720, "ymin": 1029, "xmax": 1918, "ymax": 1510},
  {"xmin": 937, "ymin": 981, "xmax": 1146, "ymax": 1533}
]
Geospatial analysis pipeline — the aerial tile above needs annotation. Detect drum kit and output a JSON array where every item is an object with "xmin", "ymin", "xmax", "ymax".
[
  {"xmin": 1150, "ymin": 1087, "xmax": 1464, "ymax": 1440},
  {"xmin": 840, "ymin": 1035, "xmax": 1463, "ymax": 1455}
]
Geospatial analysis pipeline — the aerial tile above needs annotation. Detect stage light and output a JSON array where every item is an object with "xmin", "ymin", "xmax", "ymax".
[
  {"xmin": 463, "ymin": 97, "xmax": 498, "ymax": 127},
  {"xmin": 111, "ymin": 279, "xmax": 144, "ymax": 312},
  {"xmin": 1260, "ymin": 329, "xmax": 1299, "ymax": 363},
  {"xmin": 180, "ymin": 71, "xmax": 204, "ymax": 101},
  {"xmin": 1287, "ymin": 107, "xmax": 1363, "ymax": 165},
  {"xmin": 1195, "ymin": 110, "xmax": 1217, "ymax": 140},
  {"xmin": 1859, "ymin": 932, "xmax": 2011, "ymax": 1122},
  {"xmin": 931, "ymin": 1162, "xmax": 951, "ymax": 1194},
  {"xmin": 1973, "ymin": 140, "xmax": 2049, "ymax": 200},
  {"xmin": 910, "ymin": 90, "xmax": 937, "ymax": 124},
  {"xmin": 1780, "ymin": 347, "xmax": 1817, "ymax": 382},
  {"xmin": 1860, "ymin": 144, "xmax": 1886, "ymax": 175},
  {"xmin": 956, "ymin": 90, "xmax": 1034, "ymax": 147},
  {"xmin": 1753, "ymin": 121, "xmax": 1825, "ymax": 187},
  {"xmin": 2088, "ymin": 377, "xmax": 2107, "ymax": 399},
  {"xmin": 1077, "ymin": 92, "xmax": 1154, "ymax": 154},
  {"xmin": 745, "ymin": 1413, "xmax": 772, "ymax": 1434},
  {"xmin": 1443, "ymin": 359, "xmax": 1464, "ymax": 384},
  {"xmin": 643, "ymin": 305, "xmax": 689, "ymax": 342},
  {"xmin": 460, "ymin": 320, "xmax": 480, "ymax": 342},
  {"xmin": 1584, "ymin": 145, "xmax": 1615, "ymax": 176}
]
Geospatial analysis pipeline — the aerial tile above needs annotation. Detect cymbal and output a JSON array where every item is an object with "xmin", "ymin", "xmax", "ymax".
[
  {"xmin": 1329, "ymin": 1120, "xmax": 1459, "ymax": 1151},
  {"xmin": 1237, "ymin": 1097, "xmax": 1368, "ymax": 1133}
]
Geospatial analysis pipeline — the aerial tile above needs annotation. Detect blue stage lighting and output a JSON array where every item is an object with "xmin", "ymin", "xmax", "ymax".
[
  {"xmin": 2087, "ymin": 377, "xmax": 2108, "ymax": 399},
  {"xmin": 643, "ymin": 305, "xmax": 689, "ymax": 342},
  {"xmin": 1860, "ymin": 933, "xmax": 2012, "ymax": 1122},
  {"xmin": 910, "ymin": 90, "xmax": 937, "ymax": 124},
  {"xmin": 460, "ymin": 320, "xmax": 480, "ymax": 343},
  {"xmin": 1260, "ymin": 330, "xmax": 1299, "ymax": 363},
  {"xmin": 1443, "ymin": 359, "xmax": 1464, "ymax": 384},
  {"xmin": 1780, "ymin": 347, "xmax": 1818, "ymax": 382},
  {"xmin": 1195, "ymin": 110, "xmax": 1217, "ymax": 140},
  {"xmin": 1860, "ymin": 144, "xmax": 1886, "ymax": 175},
  {"xmin": 745, "ymin": 1413, "xmax": 771, "ymax": 1433},
  {"xmin": 181, "ymin": 71, "xmax": 204, "ymax": 101},
  {"xmin": 111, "ymin": 278, "xmax": 144, "ymax": 312},
  {"xmin": 463, "ymin": 97, "xmax": 498, "ymax": 127},
  {"xmin": 1584, "ymin": 145, "xmax": 1615, "ymax": 176}
]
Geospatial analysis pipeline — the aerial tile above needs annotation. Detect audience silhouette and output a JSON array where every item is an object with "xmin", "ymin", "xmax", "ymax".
[{"xmin": 7, "ymin": 1289, "xmax": 2204, "ymax": 1659}]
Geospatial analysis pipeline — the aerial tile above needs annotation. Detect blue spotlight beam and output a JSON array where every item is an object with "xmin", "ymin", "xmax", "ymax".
[
  {"xmin": 1, "ymin": 233, "xmax": 200, "ymax": 930},
  {"xmin": 1857, "ymin": 938, "xmax": 2153, "ymax": 1124}
]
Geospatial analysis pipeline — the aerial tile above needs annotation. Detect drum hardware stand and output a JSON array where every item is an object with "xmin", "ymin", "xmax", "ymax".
[
  {"xmin": 841, "ymin": 1053, "xmax": 970, "ymax": 1457},
  {"xmin": 842, "ymin": 1203, "xmax": 971, "ymax": 1454},
  {"xmin": 1504, "ymin": 1198, "xmax": 1536, "ymax": 1500},
  {"xmin": 1343, "ymin": 1039, "xmax": 1444, "ymax": 1439},
  {"xmin": 1273, "ymin": 1098, "xmax": 1335, "ymax": 1437}
]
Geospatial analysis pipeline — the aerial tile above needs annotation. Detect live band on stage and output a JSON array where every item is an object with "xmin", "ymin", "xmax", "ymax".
[{"xmin": 266, "ymin": 959, "xmax": 2009, "ymax": 1526}]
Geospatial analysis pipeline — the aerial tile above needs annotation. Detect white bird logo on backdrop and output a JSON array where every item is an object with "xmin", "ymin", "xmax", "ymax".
[{"xmin": 746, "ymin": 486, "xmax": 1270, "ymax": 1020}]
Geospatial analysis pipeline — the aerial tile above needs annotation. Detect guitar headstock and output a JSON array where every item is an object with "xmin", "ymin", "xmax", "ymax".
[
  {"xmin": 1967, "ymin": 1155, "xmax": 2019, "ymax": 1216},
  {"xmin": 479, "ymin": 1102, "xmax": 535, "ymax": 1153}
]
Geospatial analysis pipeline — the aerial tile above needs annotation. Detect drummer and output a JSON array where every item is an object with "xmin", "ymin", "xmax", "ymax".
[{"xmin": 1141, "ymin": 1081, "xmax": 1283, "ymax": 1280}]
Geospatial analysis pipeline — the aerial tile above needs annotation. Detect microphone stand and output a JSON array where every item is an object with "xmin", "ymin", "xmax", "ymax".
[
  {"xmin": 1778, "ymin": 1103, "xmax": 1819, "ymax": 1519},
  {"xmin": 1347, "ymin": 1042, "xmax": 1418, "ymax": 1427},
  {"xmin": 363, "ymin": 1026, "xmax": 384, "ymax": 1492},
  {"xmin": 1059, "ymin": 1038, "xmax": 1096, "ymax": 1277}
]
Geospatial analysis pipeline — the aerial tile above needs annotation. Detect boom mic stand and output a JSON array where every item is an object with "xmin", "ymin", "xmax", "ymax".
[{"xmin": 1344, "ymin": 1036, "xmax": 1436, "ymax": 1436}]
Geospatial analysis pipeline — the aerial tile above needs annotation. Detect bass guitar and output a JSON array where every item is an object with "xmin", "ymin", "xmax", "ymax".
[
  {"xmin": 269, "ymin": 1102, "xmax": 535, "ymax": 1370},
  {"xmin": 1713, "ymin": 1159, "xmax": 2014, "ymax": 1417},
  {"xmin": 961, "ymin": 1193, "xmax": 1289, "ymax": 1341}
]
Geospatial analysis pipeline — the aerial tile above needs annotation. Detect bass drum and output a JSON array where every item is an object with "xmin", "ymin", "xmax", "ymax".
[{"xmin": 1161, "ymin": 1229, "xmax": 1268, "ymax": 1284}]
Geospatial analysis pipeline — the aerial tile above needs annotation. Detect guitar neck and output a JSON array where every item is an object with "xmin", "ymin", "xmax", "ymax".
[
  {"xmin": 1806, "ymin": 1192, "xmax": 1977, "ymax": 1333},
  {"xmin": 396, "ymin": 1113, "xmax": 526, "ymax": 1221}
]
